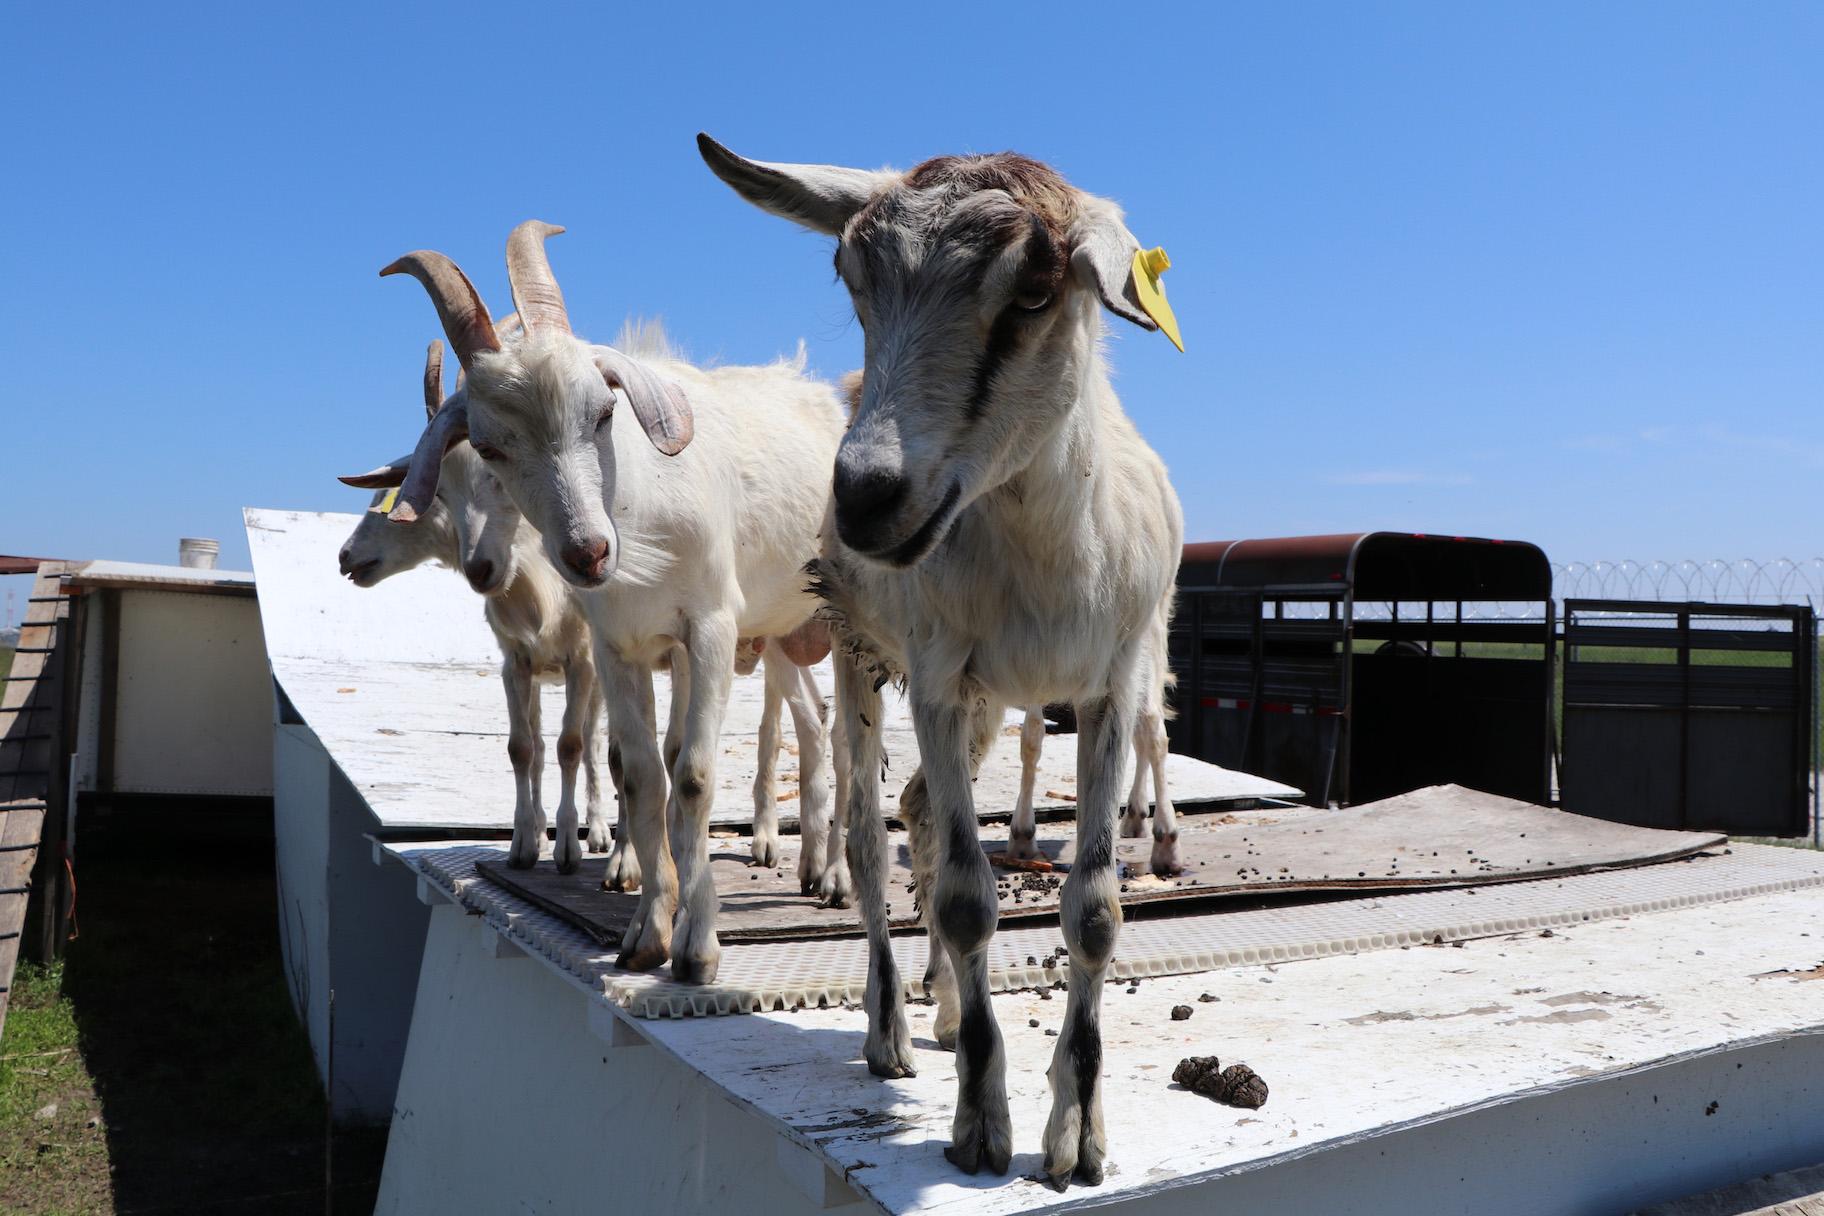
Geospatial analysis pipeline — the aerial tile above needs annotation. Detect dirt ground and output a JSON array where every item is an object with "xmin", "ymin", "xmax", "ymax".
[{"xmin": 0, "ymin": 805, "xmax": 387, "ymax": 1214}]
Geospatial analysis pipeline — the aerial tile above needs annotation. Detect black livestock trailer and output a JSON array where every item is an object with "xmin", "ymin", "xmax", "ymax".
[
  {"xmin": 1168, "ymin": 531, "xmax": 1815, "ymax": 838},
  {"xmin": 1169, "ymin": 532, "xmax": 1556, "ymax": 810}
]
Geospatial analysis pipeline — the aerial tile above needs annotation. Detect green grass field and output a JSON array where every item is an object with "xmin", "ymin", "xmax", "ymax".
[
  {"xmin": 0, "ymin": 960, "xmax": 109, "ymax": 1213},
  {"xmin": 0, "ymin": 812, "xmax": 386, "ymax": 1214}
]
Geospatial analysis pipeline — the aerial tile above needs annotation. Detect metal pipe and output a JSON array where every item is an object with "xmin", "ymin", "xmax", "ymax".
[{"xmin": 177, "ymin": 537, "xmax": 219, "ymax": 569}]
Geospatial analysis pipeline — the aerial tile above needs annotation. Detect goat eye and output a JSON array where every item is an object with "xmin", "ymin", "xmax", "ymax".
[
  {"xmin": 1013, "ymin": 289, "xmax": 1054, "ymax": 314},
  {"xmin": 473, "ymin": 442, "xmax": 503, "ymax": 462}
]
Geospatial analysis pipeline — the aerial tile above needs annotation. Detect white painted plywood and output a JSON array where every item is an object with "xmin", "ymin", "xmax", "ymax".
[
  {"xmin": 639, "ymin": 890, "xmax": 1824, "ymax": 1216},
  {"xmin": 246, "ymin": 508, "xmax": 1299, "ymax": 831},
  {"xmin": 246, "ymin": 508, "xmax": 498, "ymax": 666},
  {"xmin": 380, "ymin": 838, "xmax": 1824, "ymax": 1216}
]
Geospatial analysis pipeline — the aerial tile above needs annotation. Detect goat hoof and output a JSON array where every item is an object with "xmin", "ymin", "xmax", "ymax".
[
  {"xmin": 1006, "ymin": 831, "xmax": 1040, "ymax": 862},
  {"xmin": 507, "ymin": 818, "xmax": 546, "ymax": 869},
  {"xmin": 1149, "ymin": 843, "xmax": 1182, "ymax": 877},
  {"xmin": 1119, "ymin": 814, "xmax": 1146, "ymax": 839},
  {"xmin": 1041, "ymin": 1157, "xmax": 1101, "ymax": 1192},
  {"xmin": 603, "ymin": 843, "xmax": 642, "ymax": 892},
  {"xmin": 868, "ymin": 1059, "xmax": 915, "ymax": 1080},
  {"xmin": 617, "ymin": 942, "xmax": 668, "ymax": 973},
  {"xmin": 864, "ymin": 1030, "xmax": 916, "ymax": 1079},
  {"xmin": 553, "ymin": 836, "xmax": 582, "ymax": 875},
  {"xmin": 585, "ymin": 823, "xmax": 613, "ymax": 854},
  {"xmin": 1043, "ymin": 1100, "xmax": 1105, "ymax": 1191},
  {"xmin": 818, "ymin": 864, "xmax": 853, "ymax": 909},
  {"xmin": 797, "ymin": 850, "xmax": 826, "ymax": 895},
  {"xmin": 944, "ymin": 1110, "xmax": 1012, "ymax": 1177},
  {"xmin": 670, "ymin": 952, "xmax": 720, "ymax": 986},
  {"xmin": 751, "ymin": 836, "xmax": 779, "ymax": 869}
]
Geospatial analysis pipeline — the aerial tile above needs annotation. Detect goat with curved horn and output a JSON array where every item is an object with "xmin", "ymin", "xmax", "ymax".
[
  {"xmin": 363, "ymin": 218, "xmax": 845, "ymax": 984},
  {"xmin": 380, "ymin": 251, "xmax": 500, "ymax": 369},
  {"xmin": 506, "ymin": 221, "xmax": 571, "ymax": 335},
  {"xmin": 422, "ymin": 340, "xmax": 444, "ymax": 420},
  {"xmin": 384, "ymin": 396, "xmax": 469, "ymax": 523}
]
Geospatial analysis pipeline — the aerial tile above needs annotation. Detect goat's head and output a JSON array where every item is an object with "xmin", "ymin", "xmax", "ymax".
[
  {"xmin": 337, "ymin": 480, "xmax": 455, "ymax": 587},
  {"xmin": 699, "ymin": 134, "xmax": 1159, "ymax": 568},
  {"xmin": 369, "ymin": 222, "xmax": 693, "ymax": 589},
  {"xmin": 337, "ymin": 340, "xmax": 462, "ymax": 586},
  {"xmin": 339, "ymin": 335, "xmax": 534, "ymax": 597},
  {"xmin": 434, "ymin": 444, "xmax": 526, "ymax": 597}
]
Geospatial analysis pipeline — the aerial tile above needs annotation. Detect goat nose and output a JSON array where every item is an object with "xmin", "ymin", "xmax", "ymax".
[
  {"xmin": 832, "ymin": 457, "xmax": 907, "ymax": 520},
  {"xmin": 561, "ymin": 538, "xmax": 610, "ymax": 583},
  {"xmin": 337, "ymin": 548, "xmax": 352, "ymax": 574},
  {"xmin": 467, "ymin": 559, "xmax": 495, "ymax": 590}
]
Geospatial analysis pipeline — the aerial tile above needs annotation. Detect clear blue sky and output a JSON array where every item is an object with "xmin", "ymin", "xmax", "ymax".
[{"xmin": 3, "ymin": 2, "xmax": 1819, "ymax": 583}]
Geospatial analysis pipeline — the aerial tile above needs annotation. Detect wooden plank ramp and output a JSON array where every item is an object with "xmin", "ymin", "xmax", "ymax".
[
  {"xmin": 0, "ymin": 562, "xmax": 76, "ymax": 1038},
  {"xmin": 1635, "ymin": 1164, "xmax": 1824, "ymax": 1216},
  {"xmin": 473, "ymin": 786, "xmax": 1728, "ymax": 947}
]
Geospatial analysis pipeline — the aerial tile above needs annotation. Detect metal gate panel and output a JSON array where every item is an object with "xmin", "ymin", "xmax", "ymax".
[
  {"xmin": 1562, "ymin": 600, "xmax": 1813, "ymax": 836},
  {"xmin": 1169, "ymin": 589, "xmax": 1346, "ymax": 805}
]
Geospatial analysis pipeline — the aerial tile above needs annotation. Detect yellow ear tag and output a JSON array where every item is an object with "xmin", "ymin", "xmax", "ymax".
[
  {"xmin": 1131, "ymin": 247, "xmax": 1184, "ymax": 352},
  {"xmin": 375, "ymin": 487, "xmax": 400, "ymax": 515}
]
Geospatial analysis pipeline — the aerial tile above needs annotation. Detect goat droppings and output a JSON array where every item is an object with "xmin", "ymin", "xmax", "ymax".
[{"xmin": 1173, "ymin": 1057, "xmax": 1270, "ymax": 1110}]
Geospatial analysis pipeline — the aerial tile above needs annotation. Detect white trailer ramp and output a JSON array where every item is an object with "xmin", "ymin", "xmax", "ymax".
[{"xmin": 375, "ymin": 840, "xmax": 1824, "ymax": 1215}]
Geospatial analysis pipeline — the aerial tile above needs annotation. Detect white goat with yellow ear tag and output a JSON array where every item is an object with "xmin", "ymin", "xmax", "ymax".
[{"xmin": 701, "ymin": 134, "xmax": 1185, "ymax": 1193}]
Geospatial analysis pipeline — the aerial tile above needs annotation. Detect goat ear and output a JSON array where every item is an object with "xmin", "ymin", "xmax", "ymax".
[
  {"xmin": 595, "ymin": 348, "xmax": 693, "ymax": 456},
  {"xmin": 697, "ymin": 133, "xmax": 897, "ymax": 236},
  {"xmin": 339, "ymin": 456, "xmax": 412, "ymax": 490},
  {"xmin": 836, "ymin": 370, "xmax": 864, "ymax": 423},
  {"xmin": 387, "ymin": 396, "xmax": 469, "ymax": 523},
  {"xmin": 1069, "ymin": 199, "xmax": 1158, "ymax": 334}
]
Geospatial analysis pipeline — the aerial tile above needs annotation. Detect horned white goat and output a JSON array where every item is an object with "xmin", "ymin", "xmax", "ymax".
[
  {"xmin": 367, "ymin": 222, "xmax": 847, "ymax": 982},
  {"xmin": 702, "ymin": 136, "xmax": 1185, "ymax": 1191},
  {"xmin": 1010, "ymin": 623, "xmax": 1180, "ymax": 876},
  {"xmin": 339, "ymin": 335, "xmax": 614, "ymax": 876},
  {"xmin": 342, "ymin": 326, "xmax": 839, "ymax": 888}
]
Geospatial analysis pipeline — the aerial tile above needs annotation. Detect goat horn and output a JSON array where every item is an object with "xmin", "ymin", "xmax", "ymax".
[
  {"xmin": 389, "ymin": 396, "xmax": 469, "ymax": 524},
  {"xmin": 505, "ymin": 221, "xmax": 570, "ymax": 336},
  {"xmin": 380, "ymin": 251, "xmax": 500, "ymax": 371},
  {"xmin": 422, "ymin": 340, "xmax": 444, "ymax": 419}
]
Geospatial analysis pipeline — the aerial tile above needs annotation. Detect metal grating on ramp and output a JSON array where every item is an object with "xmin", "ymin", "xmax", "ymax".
[{"xmin": 392, "ymin": 841, "xmax": 1824, "ymax": 1019}]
